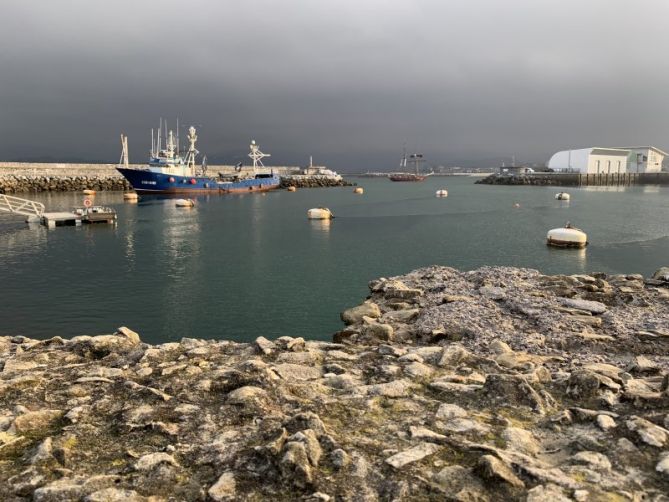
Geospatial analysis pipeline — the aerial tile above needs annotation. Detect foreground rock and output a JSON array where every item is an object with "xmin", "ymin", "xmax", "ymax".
[{"xmin": 1, "ymin": 267, "xmax": 668, "ymax": 500}]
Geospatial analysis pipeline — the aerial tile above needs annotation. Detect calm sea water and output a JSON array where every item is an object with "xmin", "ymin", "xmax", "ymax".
[{"xmin": 1, "ymin": 177, "xmax": 668, "ymax": 343}]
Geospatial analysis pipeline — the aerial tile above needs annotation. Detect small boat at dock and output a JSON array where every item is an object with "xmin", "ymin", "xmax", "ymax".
[
  {"xmin": 72, "ymin": 205, "xmax": 117, "ymax": 224},
  {"xmin": 175, "ymin": 199, "xmax": 195, "ymax": 207}
]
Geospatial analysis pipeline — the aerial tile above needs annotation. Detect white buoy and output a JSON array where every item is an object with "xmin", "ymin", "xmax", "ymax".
[
  {"xmin": 436, "ymin": 189, "xmax": 448, "ymax": 197},
  {"xmin": 354, "ymin": 187, "xmax": 364, "ymax": 194},
  {"xmin": 123, "ymin": 192, "xmax": 138, "ymax": 201},
  {"xmin": 307, "ymin": 207, "xmax": 333, "ymax": 220},
  {"xmin": 555, "ymin": 192, "xmax": 570, "ymax": 200},
  {"xmin": 547, "ymin": 224, "xmax": 587, "ymax": 248},
  {"xmin": 287, "ymin": 186, "xmax": 297, "ymax": 192},
  {"xmin": 175, "ymin": 198, "xmax": 195, "ymax": 208}
]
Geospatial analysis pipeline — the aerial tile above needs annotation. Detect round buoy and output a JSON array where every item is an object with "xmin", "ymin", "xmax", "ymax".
[
  {"xmin": 555, "ymin": 192, "xmax": 570, "ymax": 200},
  {"xmin": 175, "ymin": 199, "xmax": 195, "ymax": 208},
  {"xmin": 436, "ymin": 189, "xmax": 448, "ymax": 197},
  {"xmin": 123, "ymin": 192, "xmax": 138, "ymax": 200},
  {"xmin": 190, "ymin": 178, "xmax": 197, "ymax": 185},
  {"xmin": 83, "ymin": 189, "xmax": 96, "ymax": 196},
  {"xmin": 513, "ymin": 203, "xmax": 520, "ymax": 208},
  {"xmin": 547, "ymin": 224, "xmax": 587, "ymax": 248},
  {"xmin": 307, "ymin": 208, "xmax": 333, "ymax": 220},
  {"xmin": 287, "ymin": 186, "xmax": 297, "ymax": 192},
  {"xmin": 354, "ymin": 187, "xmax": 364, "ymax": 194},
  {"xmin": 168, "ymin": 177, "xmax": 175, "ymax": 183}
]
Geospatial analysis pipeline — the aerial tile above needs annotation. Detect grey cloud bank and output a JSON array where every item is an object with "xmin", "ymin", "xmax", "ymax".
[{"xmin": 1, "ymin": 0, "xmax": 668, "ymax": 170}]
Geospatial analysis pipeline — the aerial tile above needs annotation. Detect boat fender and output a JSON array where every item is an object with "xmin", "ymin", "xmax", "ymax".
[
  {"xmin": 204, "ymin": 183, "xmax": 209, "ymax": 188},
  {"xmin": 168, "ymin": 177, "xmax": 175, "ymax": 183},
  {"xmin": 190, "ymin": 178, "xmax": 197, "ymax": 185}
]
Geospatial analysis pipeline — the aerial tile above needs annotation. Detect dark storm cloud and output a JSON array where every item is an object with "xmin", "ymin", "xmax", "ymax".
[{"xmin": 1, "ymin": 0, "xmax": 668, "ymax": 169}]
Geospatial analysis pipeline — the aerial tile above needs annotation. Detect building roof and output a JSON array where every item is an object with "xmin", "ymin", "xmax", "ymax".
[
  {"xmin": 613, "ymin": 146, "xmax": 669, "ymax": 156},
  {"xmin": 589, "ymin": 148, "xmax": 630, "ymax": 157}
]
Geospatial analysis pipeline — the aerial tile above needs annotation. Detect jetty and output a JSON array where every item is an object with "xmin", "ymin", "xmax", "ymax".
[
  {"xmin": 0, "ymin": 193, "xmax": 115, "ymax": 228},
  {"xmin": 476, "ymin": 171, "xmax": 669, "ymax": 187}
]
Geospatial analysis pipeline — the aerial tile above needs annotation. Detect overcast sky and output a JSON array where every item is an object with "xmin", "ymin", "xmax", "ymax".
[{"xmin": 1, "ymin": 0, "xmax": 668, "ymax": 170}]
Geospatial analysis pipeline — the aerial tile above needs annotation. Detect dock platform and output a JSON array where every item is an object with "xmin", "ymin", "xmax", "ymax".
[{"xmin": 41, "ymin": 212, "xmax": 83, "ymax": 228}]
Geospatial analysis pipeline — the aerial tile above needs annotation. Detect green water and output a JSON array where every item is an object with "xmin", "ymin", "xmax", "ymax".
[{"xmin": 1, "ymin": 177, "xmax": 668, "ymax": 343}]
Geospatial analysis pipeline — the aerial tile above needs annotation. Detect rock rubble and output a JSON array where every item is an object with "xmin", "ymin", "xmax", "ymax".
[{"xmin": 1, "ymin": 265, "xmax": 669, "ymax": 500}]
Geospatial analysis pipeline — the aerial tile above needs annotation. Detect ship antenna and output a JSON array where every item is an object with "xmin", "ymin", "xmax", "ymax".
[
  {"xmin": 248, "ymin": 139, "xmax": 271, "ymax": 172},
  {"xmin": 151, "ymin": 128, "xmax": 154, "ymax": 157},
  {"xmin": 176, "ymin": 117, "xmax": 180, "ymax": 156}
]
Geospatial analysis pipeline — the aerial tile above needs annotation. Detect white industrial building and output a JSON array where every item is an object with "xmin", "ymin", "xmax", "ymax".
[
  {"xmin": 547, "ymin": 148, "xmax": 630, "ymax": 174},
  {"xmin": 547, "ymin": 146, "xmax": 666, "ymax": 174},
  {"xmin": 615, "ymin": 146, "xmax": 666, "ymax": 173}
]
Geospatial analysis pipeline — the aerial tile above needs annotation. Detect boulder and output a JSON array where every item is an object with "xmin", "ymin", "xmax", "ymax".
[{"xmin": 341, "ymin": 302, "xmax": 381, "ymax": 324}]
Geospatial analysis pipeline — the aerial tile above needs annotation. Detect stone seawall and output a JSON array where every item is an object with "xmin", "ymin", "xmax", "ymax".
[
  {"xmin": 0, "ymin": 175, "xmax": 131, "ymax": 193},
  {"xmin": 0, "ymin": 163, "xmax": 352, "ymax": 193},
  {"xmin": 1, "ymin": 265, "xmax": 668, "ymax": 500},
  {"xmin": 280, "ymin": 176, "xmax": 355, "ymax": 188}
]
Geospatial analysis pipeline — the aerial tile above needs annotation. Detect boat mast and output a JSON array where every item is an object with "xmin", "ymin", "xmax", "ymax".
[
  {"xmin": 157, "ymin": 118, "xmax": 162, "ymax": 154},
  {"xmin": 249, "ymin": 140, "xmax": 270, "ymax": 172},
  {"xmin": 185, "ymin": 126, "xmax": 198, "ymax": 176},
  {"xmin": 119, "ymin": 134, "xmax": 129, "ymax": 167}
]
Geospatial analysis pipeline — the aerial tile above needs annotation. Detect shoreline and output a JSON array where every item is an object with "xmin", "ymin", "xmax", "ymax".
[{"xmin": 1, "ymin": 265, "xmax": 668, "ymax": 500}]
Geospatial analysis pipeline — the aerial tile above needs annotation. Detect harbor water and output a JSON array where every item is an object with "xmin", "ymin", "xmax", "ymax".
[{"xmin": 1, "ymin": 176, "xmax": 668, "ymax": 343}]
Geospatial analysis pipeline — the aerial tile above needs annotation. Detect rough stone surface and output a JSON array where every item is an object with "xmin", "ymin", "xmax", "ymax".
[{"xmin": 1, "ymin": 266, "xmax": 668, "ymax": 500}]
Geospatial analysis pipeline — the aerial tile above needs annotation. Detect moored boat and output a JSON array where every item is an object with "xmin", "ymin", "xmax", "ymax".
[
  {"xmin": 116, "ymin": 122, "xmax": 280, "ymax": 195},
  {"xmin": 389, "ymin": 148, "xmax": 429, "ymax": 182}
]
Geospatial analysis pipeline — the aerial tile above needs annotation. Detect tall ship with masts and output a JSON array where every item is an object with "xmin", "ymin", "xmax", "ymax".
[
  {"xmin": 116, "ymin": 120, "xmax": 280, "ymax": 194},
  {"xmin": 388, "ymin": 148, "xmax": 429, "ymax": 182}
]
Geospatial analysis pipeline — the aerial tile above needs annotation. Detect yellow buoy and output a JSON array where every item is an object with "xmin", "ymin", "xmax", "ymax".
[
  {"xmin": 287, "ymin": 186, "xmax": 297, "ymax": 192},
  {"xmin": 83, "ymin": 189, "xmax": 96, "ymax": 196},
  {"xmin": 354, "ymin": 187, "xmax": 364, "ymax": 194}
]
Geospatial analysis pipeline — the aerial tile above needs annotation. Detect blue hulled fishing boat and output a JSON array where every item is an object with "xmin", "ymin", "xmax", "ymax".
[{"xmin": 116, "ymin": 121, "xmax": 280, "ymax": 194}]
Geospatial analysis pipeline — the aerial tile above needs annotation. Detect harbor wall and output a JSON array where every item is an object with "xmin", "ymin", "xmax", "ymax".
[
  {"xmin": 476, "ymin": 171, "xmax": 669, "ymax": 186},
  {"xmin": 0, "ymin": 162, "xmax": 351, "ymax": 193}
]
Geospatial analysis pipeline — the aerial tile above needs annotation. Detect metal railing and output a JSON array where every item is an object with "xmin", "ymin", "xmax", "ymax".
[{"xmin": 0, "ymin": 194, "xmax": 45, "ymax": 217}]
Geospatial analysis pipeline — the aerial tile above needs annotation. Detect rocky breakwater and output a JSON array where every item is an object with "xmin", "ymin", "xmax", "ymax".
[
  {"xmin": 280, "ymin": 176, "xmax": 355, "ymax": 189},
  {"xmin": 476, "ymin": 173, "xmax": 569, "ymax": 186},
  {"xmin": 0, "ymin": 175, "xmax": 130, "ymax": 194},
  {"xmin": 1, "ymin": 266, "xmax": 669, "ymax": 501}
]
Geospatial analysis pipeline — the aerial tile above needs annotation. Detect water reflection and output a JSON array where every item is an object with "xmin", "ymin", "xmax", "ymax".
[
  {"xmin": 580, "ymin": 185, "xmax": 628, "ymax": 193},
  {"xmin": 0, "ymin": 224, "xmax": 48, "ymax": 261},
  {"xmin": 309, "ymin": 219, "xmax": 332, "ymax": 234},
  {"xmin": 546, "ymin": 245, "xmax": 587, "ymax": 268}
]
